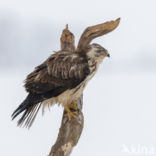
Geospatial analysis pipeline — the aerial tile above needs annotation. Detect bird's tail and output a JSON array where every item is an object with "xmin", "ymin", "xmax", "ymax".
[{"xmin": 11, "ymin": 93, "xmax": 42, "ymax": 128}]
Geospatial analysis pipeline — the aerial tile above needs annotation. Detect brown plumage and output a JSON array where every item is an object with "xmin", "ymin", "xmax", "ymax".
[{"xmin": 12, "ymin": 43, "xmax": 109, "ymax": 128}]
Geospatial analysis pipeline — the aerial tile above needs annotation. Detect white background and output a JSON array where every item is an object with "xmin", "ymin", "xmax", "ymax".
[{"xmin": 0, "ymin": 0, "xmax": 156, "ymax": 155}]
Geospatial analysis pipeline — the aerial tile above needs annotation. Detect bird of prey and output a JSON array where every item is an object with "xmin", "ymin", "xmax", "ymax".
[{"xmin": 12, "ymin": 43, "xmax": 110, "ymax": 128}]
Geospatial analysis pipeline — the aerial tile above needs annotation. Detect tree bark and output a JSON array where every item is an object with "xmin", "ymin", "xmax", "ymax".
[
  {"xmin": 49, "ymin": 25, "xmax": 84, "ymax": 156},
  {"xmin": 77, "ymin": 18, "xmax": 120, "ymax": 52},
  {"xmin": 49, "ymin": 96, "xmax": 83, "ymax": 156},
  {"xmin": 49, "ymin": 18, "xmax": 120, "ymax": 156}
]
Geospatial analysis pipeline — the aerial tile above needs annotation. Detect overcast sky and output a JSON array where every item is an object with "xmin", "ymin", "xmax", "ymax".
[
  {"xmin": 1, "ymin": 1, "xmax": 156, "ymax": 156},
  {"xmin": 0, "ymin": 0, "xmax": 156, "ymax": 74}
]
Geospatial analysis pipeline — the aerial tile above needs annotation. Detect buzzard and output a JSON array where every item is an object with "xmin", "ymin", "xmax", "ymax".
[{"xmin": 12, "ymin": 43, "xmax": 110, "ymax": 128}]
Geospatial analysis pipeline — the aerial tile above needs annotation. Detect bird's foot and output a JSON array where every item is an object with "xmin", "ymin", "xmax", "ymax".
[
  {"xmin": 69, "ymin": 101, "xmax": 78, "ymax": 110},
  {"xmin": 64, "ymin": 102, "xmax": 78, "ymax": 120}
]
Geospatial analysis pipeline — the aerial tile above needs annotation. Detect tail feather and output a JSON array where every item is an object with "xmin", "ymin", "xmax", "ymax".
[
  {"xmin": 12, "ymin": 93, "xmax": 42, "ymax": 128},
  {"xmin": 12, "ymin": 102, "xmax": 27, "ymax": 120},
  {"xmin": 17, "ymin": 104, "xmax": 41, "ymax": 128}
]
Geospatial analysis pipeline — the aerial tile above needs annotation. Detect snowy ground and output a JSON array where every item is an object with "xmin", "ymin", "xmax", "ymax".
[{"xmin": 1, "ymin": 71, "xmax": 156, "ymax": 156}]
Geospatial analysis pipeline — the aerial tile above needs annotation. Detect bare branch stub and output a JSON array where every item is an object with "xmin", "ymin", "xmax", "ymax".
[
  {"xmin": 77, "ymin": 18, "xmax": 120, "ymax": 51},
  {"xmin": 60, "ymin": 25, "xmax": 75, "ymax": 52}
]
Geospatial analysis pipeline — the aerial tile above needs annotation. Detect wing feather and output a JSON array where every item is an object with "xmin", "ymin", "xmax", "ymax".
[{"xmin": 24, "ymin": 51, "xmax": 90, "ymax": 95}]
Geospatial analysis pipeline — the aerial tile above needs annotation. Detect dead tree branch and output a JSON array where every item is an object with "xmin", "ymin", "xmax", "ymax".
[
  {"xmin": 77, "ymin": 18, "xmax": 120, "ymax": 51},
  {"xmin": 49, "ymin": 26, "xmax": 84, "ymax": 156},
  {"xmin": 49, "ymin": 18, "xmax": 120, "ymax": 156},
  {"xmin": 60, "ymin": 24, "xmax": 75, "ymax": 52}
]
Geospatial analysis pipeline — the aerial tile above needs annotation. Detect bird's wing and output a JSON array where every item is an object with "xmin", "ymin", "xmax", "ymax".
[
  {"xmin": 12, "ymin": 51, "xmax": 90, "ymax": 128},
  {"xmin": 24, "ymin": 51, "xmax": 90, "ymax": 95}
]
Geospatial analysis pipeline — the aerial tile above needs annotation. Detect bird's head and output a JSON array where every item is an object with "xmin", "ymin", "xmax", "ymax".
[{"xmin": 86, "ymin": 43, "xmax": 110, "ymax": 61}]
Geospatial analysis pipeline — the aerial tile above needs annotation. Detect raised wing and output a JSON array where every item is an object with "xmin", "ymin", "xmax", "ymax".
[{"xmin": 24, "ymin": 51, "xmax": 90, "ymax": 95}]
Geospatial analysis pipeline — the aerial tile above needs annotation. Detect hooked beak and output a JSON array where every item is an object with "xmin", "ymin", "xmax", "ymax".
[
  {"xmin": 105, "ymin": 50, "xmax": 110, "ymax": 58},
  {"xmin": 107, "ymin": 53, "xmax": 110, "ymax": 58}
]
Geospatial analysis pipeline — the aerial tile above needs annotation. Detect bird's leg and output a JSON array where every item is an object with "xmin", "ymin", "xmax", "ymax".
[{"xmin": 64, "ymin": 101, "xmax": 78, "ymax": 120}]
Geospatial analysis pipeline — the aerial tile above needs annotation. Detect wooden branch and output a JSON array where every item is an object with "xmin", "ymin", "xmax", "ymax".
[
  {"xmin": 49, "ymin": 96, "xmax": 83, "ymax": 156},
  {"xmin": 49, "ymin": 26, "xmax": 84, "ymax": 156},
  {"xmin": 60, "ymin": 24, "xmax": 75, "ymax": 52},
  {"xmin": 49, "ymin": 18, "xmax": 120, "ymax": 156},
  {"xmin": 77, "ymin": 18, "xmax": 120, "ymax": 51}
]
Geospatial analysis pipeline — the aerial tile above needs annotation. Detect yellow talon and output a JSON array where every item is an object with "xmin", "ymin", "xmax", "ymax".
[
  {"xmin": 64, "ymin": 102, "xmax": 78, "ymax": 120},
  {"xmin": 68, "ymin": 101, "xmax": 78, "ymax": 110}
]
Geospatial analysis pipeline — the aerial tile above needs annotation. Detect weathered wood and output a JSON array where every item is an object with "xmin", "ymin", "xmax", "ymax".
[
  {"xmin": 77, "ymin": 18, "xmax": 120, "ymax": 52},
  {"xmin": 60, "ymin": 25, "xmax": 75, "ymax": 52},
  {"xmin": 49, "ymin": 96, "xmax": 83, "ymax": 156},
  {"xmin": 49, "ymin": 26, "xmax": 84, "ymax": 156},
  {"xmin": 49, "ymin": 18, "xmax": 120, "ymax": 156}
]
